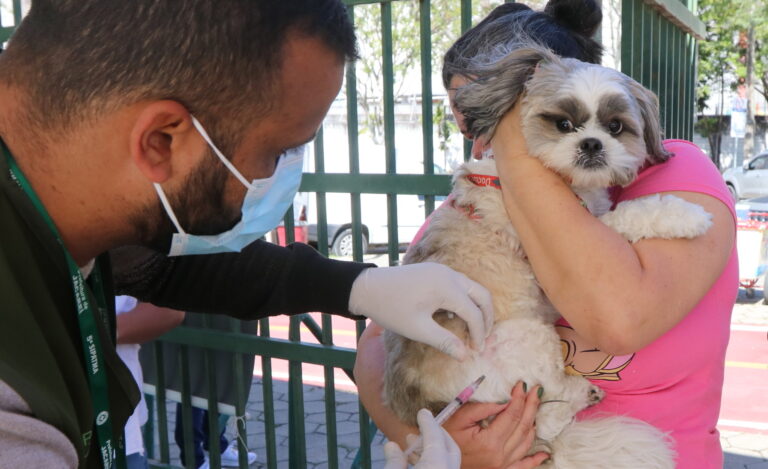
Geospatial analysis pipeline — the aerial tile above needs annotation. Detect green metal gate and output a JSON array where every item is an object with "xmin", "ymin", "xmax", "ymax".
[
  {"xmin": 0, "ymin": 1, "xmax": 704, "ymax": 468},
  {"xmin": 621, "ymin": 0, "xmax": 705, "ymax": 140}
]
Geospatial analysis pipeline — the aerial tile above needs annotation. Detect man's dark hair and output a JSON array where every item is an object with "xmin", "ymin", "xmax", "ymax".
[
  {"xmin": 0, "ymin": 0, "xmax": 357, "ymax": 153},
  {"xmin": 443, "ymin": 0, "xmax": 603, "ymax": 89}
]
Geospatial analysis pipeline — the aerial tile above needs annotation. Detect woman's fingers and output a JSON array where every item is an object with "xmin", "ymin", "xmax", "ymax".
[
  {"xmin": 504, "ymin": 426, "xmax": 537, "ymax": 463},
  {"xmin": 507, "ymin": 451, "xmax": 550, "ymax": 469},
  {"xmin": 490, "ymin": 382, "xmax": 540, "ymax": 435},
  {"xmin": 444, "ymin": 400, "xmax": 511, "ymax": 431}
]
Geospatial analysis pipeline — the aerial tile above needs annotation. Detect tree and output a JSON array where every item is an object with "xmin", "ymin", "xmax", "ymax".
[
  {"xmin": 697, "ymin": 0, "xmax": 768, "ymax": 167},
  {"xmin": 350, "ymin": 0, "xmax": 497, "ymax": 145},
  {"xmin": 696, "ymin": 0, "xmax": 741, "ymax": 168}
]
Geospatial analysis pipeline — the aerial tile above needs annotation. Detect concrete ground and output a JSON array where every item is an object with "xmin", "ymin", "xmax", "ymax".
[{"xmin": 722, "ymin": 289, "xmax": 768, "ymax": 469}]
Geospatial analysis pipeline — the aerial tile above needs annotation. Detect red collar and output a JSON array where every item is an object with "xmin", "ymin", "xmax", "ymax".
[
  {"xmin": 466, "ymin": 173, "xmax": 502, "ymax": 189},
  {"xmin": 451, "ymin": 174, "xmax": 502, "ymax": 220}
]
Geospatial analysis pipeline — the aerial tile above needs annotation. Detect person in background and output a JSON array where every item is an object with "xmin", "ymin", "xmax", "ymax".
[
  {"xmin": 174, "ymin": 405, "xmax": 256, "ymax": 469},
  {"xmin": 115, "ymin": 296, "xmax": 186, "ymax": 469},
  {"xmin": 168, "ymin": 313, "xmax": 259, "ymax": 469}
]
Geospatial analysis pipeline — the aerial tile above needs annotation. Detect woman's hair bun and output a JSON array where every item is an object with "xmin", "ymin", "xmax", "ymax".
[{"xmin": 544, "ymin": 0, "xmax": 602, "ymax": 38}]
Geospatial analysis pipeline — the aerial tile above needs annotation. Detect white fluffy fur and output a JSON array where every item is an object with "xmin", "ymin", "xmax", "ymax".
[{"xmin": 382, "ymin": 56, "xmax": 713, "ymax": 468}]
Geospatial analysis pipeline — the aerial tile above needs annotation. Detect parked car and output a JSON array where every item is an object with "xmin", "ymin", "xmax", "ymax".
[
  {"xmin": 722, "ymin": 150, "xmax": 768, "ymax": 200},
  {"xmin": 306, "ymin": 193, "xmax": 443, "ymax": 257}
]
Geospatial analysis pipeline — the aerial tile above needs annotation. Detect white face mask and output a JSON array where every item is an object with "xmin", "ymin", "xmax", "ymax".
[{"xmin": 153, "ymin": 116, "xmax": 306, "ymax": 256}]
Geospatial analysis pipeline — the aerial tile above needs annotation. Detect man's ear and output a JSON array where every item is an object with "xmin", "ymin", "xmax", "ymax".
[{"xmin": 129, "ymin": 100, "xmax": 204, "ymax": 183}]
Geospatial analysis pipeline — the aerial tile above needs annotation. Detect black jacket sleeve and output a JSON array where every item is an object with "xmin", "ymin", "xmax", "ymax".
[{"xmin": 110, "ymin": 241, "xmax": 374, "ymax": 319}]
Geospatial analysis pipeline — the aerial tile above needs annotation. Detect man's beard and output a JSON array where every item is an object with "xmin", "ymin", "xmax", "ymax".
[{"xmin": 132, "ymin": 148, "xmax": 242, "ymax": 253}]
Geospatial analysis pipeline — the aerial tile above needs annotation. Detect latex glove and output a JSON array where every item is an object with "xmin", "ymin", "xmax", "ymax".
[
  {"xmin": 348, "ymin": 263, "xmax": 494, "ymax": 360},
  {"xmin": 383, "ymin": 409, "xmax": 461, "ymax": 469}
]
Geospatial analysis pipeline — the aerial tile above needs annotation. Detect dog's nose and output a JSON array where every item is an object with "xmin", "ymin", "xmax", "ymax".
[{"xmin": 579, "ymin": 138, "xmax": 603, "ymax": 154}]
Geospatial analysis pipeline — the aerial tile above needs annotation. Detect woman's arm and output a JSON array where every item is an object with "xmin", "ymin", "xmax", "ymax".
[
  {"xmin": 354, "ymin": 323, "xmax": 549, "ymax": 469},
  {"xmin": 491, "ymin": 105, "xmax": 735, "ymax": 355}
]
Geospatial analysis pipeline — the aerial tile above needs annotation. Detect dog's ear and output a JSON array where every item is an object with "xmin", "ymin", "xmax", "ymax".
[
  {"xmin": 623, "ymin": 77, "xmax": 672, "ymax": 164},
  {"xmin": 453, "ymin": 45, "xmax": 557, "ymax": 140}
]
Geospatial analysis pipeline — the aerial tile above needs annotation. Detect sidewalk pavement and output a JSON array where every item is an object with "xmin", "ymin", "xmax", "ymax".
[
  {"xmin": 160, "ymin": 288, "xmax": 768, "ymax": 469},
  {"xmin": 723, "ymin": 289, "xmax": 768, "ymax": 469}
]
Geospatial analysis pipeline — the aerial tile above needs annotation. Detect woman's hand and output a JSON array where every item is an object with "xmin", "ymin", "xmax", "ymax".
[{"xmin": 443, "ymin": 382, "xmax": 549, "ymax": 469}]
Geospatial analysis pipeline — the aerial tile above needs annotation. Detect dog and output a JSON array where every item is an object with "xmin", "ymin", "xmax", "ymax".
[{"xmin": 382, "ymin": 44, "xmax": 712, "ymax": 468}]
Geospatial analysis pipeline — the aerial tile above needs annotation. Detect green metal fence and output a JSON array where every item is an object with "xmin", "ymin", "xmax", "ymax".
[
  {"xmin": 1, "ymin": 1, "xmax": 704, "ymax": 468},
  {"xmin": 621, "ymin": 0, "xmax": 705, "ymax": 141}
]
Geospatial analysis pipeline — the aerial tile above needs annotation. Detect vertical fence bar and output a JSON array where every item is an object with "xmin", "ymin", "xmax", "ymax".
[
  {"xmin": 154, "ymin": 343, "xmax": 171, "ymax": 463},
  {"xmin": 623, "ymin": 0, "xmax": 633, "ymax": 78},
  {"xmin": 179, "ymin": 346, "xmax": 196, "ymax": 469},
  {"xmin": 154, "ymin": 341, "xmax": 171, "ymax": 464},
  {"xmin": 12, "ymin": 0, "xmax": 22, "ymax": 25},
  {"xmin": 658, "ymin": 14, "xmax": 668, "ymax": 136},
  {"xmin": 684, "ymin": 30, "xmax": 691, "ymax": 140},
  {"xmin": 688, "ymin": 36, "xmax": 697, "ymax": 140},
  {"xmin": 258, "ymin": 318, "xmax": 278, "ymax": 469},
  {"xmin": 288, "ymin": 316, "xmax": 307, "ymax": 468},
  {"xmin": 283, "ymin": 205, "xmax": 296, "ymax": 245},
  {"xmin": 673, "ymin": 26, "xmax": 681, "ymax": 138},
  {"xmin": 668, "ymin": 19, "xmax": 675, "ymax": 137},
  {"xmin": 143, "ymin": 394, "xmax": 155, "ymax": 458},
  {"xmin": 640, "ymin": 4, "xmax": 652, "ymax": 90},
  {"xmin": 228, "ymin": 320, "xmax": 249, "ymax": 469},
  {"xmin": 381, "ymin": 1, "xmax": 400, "ymax": 265},
  {"xmin": 345, "ymin": 5, "xmax": 365, "ymax": 263},
  {"xmin": 355, "ymin": 319, "xmax": 372, "ymax": 469},
  {"xmin": 420, "ymin": 0, "xmax": 436, "ymax": 216},
  {"xmin": 201, "ymin": 315, "xmax": 222, "ymax": 469},
  {"xmin": 321, "ymin": 313, "xmax": 339, "ymax": 468},
  {"xmin": 313, "ymin": 128, "xmax": 330, "ymax": 257}
]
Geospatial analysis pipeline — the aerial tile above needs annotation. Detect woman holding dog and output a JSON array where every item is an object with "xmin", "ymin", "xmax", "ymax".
[{"xmin": 354, "ymin": 1, "xmax": 738, "ymax": 468}]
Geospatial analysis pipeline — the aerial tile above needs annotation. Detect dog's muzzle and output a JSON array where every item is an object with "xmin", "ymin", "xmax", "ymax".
[{"xmin": 575, "ymin": 139, "xmax": 608, "ymax": 170}]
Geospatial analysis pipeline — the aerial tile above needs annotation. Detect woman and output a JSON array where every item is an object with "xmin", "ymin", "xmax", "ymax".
[{"xmin": 354, "ymin": 1, "xmax": 737, "ymax": 468}]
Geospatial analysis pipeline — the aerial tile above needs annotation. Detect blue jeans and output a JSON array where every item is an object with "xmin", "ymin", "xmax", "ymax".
[
  {"xmin": 174, "ymin": 405, "xmax": 229, "ymax": 467},
  {"xmin": 126, "ymin": 452, "xmax": 149, "ymax": 469}
]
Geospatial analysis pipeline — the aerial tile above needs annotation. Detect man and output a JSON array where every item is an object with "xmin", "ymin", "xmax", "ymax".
[{"xmin": 0, "ymin": 1, "xmax": 492, "ymax": 467}]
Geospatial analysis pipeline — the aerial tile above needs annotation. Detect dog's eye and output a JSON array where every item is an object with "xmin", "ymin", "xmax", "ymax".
[
  {"xmin": 608, "ymin": 120, "xmax": 623, "ymax": 135},
  {"xmin": 556, "ymin": 119, "xmax": 574, "ymax": 133}
]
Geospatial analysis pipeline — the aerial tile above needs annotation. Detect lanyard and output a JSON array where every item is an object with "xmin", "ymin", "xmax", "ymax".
[{"xmin": 2, "ymin": 143, "xmax": 117, "ymax": 468}]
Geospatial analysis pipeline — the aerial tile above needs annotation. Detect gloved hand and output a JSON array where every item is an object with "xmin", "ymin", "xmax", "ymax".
[
  {"xmin": 348, "ymin": 263, "xmax": 494, "ymax": 361},
  {"xmin": 383, "ymin": 409, "xmax": 461, "ymax": 469}
]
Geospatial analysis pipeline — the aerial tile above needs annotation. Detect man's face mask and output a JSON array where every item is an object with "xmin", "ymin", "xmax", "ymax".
[{"xmin": 153, "ymin": 116, "xmax": 306, "ymax": 256}]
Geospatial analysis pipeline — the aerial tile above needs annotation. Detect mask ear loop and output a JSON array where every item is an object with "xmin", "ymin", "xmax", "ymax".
[
  {"xmin": 153, "ymin": 183, "xmax": 187, "ymax": 235},
  {"xmin": 190, "ymin": 115, "xmax": 253, "ymax": 189}
]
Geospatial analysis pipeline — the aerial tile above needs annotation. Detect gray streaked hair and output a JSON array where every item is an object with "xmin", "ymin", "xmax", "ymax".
[{"xmin": 453, "ymin": 41, "xmax": 558, "ymax": 139}]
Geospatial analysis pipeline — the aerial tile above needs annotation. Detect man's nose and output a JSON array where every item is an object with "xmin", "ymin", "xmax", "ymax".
[{"xmin": 471, "ymin": 138, "xmax": 490, "ymax": 160}]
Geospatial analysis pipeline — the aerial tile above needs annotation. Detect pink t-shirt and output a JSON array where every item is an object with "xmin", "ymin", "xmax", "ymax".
[
  {"xmin": 562, "ymin": 140, "xmax": 738, "ymax": 469},
  {"xmin": 412, "ymin": 140, "xmax": 738, "ymax": 468}
]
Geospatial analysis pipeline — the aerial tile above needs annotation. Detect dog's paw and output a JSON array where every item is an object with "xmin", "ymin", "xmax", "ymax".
[
  {"xmin": 587, "ymin": 384, "xmax": 604, "ymax": 405},
  {"xmin": 599, "ymin": 194, "xmax": 713, "ymax": 242}
]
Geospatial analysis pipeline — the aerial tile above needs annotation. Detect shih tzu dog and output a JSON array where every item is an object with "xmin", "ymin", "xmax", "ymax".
[{"xmin": 382, "ymin": 44, "xmax": 712, "ymax": 468}]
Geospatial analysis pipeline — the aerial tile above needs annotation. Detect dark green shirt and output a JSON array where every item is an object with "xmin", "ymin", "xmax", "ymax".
[{"xmin": 0, "ymin": 153, "xmax": 139, "ymax": 468}]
